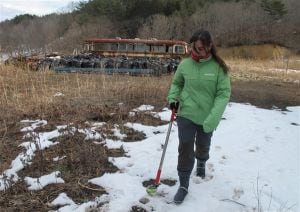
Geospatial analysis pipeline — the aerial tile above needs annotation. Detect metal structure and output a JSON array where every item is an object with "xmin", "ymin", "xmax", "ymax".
[{"xmin": 84, "ymin": 37, "xmax": 188, "ymax": 59}]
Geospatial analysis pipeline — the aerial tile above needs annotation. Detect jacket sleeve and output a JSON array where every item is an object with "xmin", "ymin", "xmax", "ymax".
[
  {"xmin": 167, "ymin": 63, "xmax": 185, "ymax": 103},
  {"xmin": 203, "ymin": 70, "xmax": 231, "ymax": 133}
]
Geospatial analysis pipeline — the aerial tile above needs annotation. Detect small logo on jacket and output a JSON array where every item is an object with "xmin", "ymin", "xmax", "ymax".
[{"xmin": 203, "ymin": 73, "xmax": 215, "ymax": 77}]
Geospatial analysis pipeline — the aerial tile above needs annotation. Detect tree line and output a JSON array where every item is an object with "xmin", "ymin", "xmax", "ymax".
[{"xmin": 0, "ymin": 0, "xmax": 299, "ymax": 54}]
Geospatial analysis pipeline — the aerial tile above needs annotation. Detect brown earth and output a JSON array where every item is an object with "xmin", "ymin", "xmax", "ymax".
[{"xmin": 231, "ymin": 80, "xmax": 300, "ymax": 110}]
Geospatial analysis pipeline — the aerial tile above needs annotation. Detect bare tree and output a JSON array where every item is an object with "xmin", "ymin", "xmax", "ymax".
[
  {"xmin": 137, "ymin": 14, "xmax": 185, "ymax": 40},
  {"xmin": 49, "ymin": 16, "xmax": 116, "ymax": 53}
]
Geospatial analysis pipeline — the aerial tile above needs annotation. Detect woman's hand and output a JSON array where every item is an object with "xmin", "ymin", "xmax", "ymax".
[{"xmin": 169, "ymin": 102, "xmax": 179, "ymax": 113}]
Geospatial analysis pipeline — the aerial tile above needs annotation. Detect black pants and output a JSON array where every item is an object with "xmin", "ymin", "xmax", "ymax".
[{"xmin": 177, "ymin": 116, "xmax": 213, "ymax": 172}]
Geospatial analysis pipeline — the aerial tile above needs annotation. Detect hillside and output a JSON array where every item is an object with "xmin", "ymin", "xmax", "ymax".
[{"xmin": 0, "ymin": 0, "xmax": 299, "ymax": 54}]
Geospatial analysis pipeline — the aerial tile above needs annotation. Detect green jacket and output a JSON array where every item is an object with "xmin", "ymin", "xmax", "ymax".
[{"xmin": 167, "ymin": 57, "xmax": 231, "ymax": 133}]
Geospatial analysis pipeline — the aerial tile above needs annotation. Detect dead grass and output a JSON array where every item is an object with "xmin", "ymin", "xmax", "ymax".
[
  {"xmin": 1, "ymin": 56, "xmax": 299, "ymax": 127},
  {"xmin": 225, "ymin": 57, "xmax": 300, "ymax": 109},
  {"xmin": 0, "ymin": 55, "xmax": 300, "ymax": 211},
  {"xmin": 0, "ymin": 64, "xmax": 172, "ymax": 147},
  {"xmin": 0, "ymin": 130, "xmax": 121, "ymax": 211},
  {"xmin": 0, "ymin": 56, "xmax": 299, "ymax": 160},
  {"xmin": 0, "ymin": 65, "xmax": 170, "ymax": 119},
  {"xmin": 0, "ymin": 110, "xmax": 164, "ymax": 211},
  {"xmin": 0, "ymin": 66, "xmax": 169, "ymax": 210},
  {"xmin": 0, "ymin": 58, "xmax": 299, "ymax": 171},
  {"xmin": 0, "ymin": 120, "xmax": 25, "ymax": 173},
  {"xmin": 226, "ymin": 58, "xmax": 300, "ymax": 83},
  {"xmin": 219, "ymin": 44, "xmax": 297, "ymax": 61}
]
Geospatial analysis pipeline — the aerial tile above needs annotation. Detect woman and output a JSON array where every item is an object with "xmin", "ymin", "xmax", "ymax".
[{"xmin": 167, "ymin": 30, "xmax": 231, "ymax": 204}]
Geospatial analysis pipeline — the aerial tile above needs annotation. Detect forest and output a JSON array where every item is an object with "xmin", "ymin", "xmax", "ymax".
[{"xmin": 0, "ymin": 0, "xmax": 299, "ymax": 54}]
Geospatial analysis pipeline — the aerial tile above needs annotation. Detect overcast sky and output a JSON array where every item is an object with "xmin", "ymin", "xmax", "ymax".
[{"xmin": 0, "ymin": 0, "xmax": 88, "ymax": 22}]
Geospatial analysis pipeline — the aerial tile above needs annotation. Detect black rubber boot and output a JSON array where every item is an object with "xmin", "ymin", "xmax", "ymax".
[
  {"xmin": 173, "ymin": 171, "xmax": 190, "ymax": 204},
  {"xmin": 196, "ymin": 160, "xmax": 206, "ymax": 179}
]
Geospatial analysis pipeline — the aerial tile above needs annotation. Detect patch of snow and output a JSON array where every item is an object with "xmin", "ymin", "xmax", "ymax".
[
  {"xmin": 49, "ymin": 56, "xmax": 61, "ymax": 60},
  {"xmin": 20, "ymin": 120, "xmax": 47, "ymax": 132},
  {"xmin": 270, "ymin": 68, "xmax": 300, "ymax": 73},
  {"xmin": 90, "ymin": 122, "xmax": 106, "ymax": 127},
  {"xmin": 157, "ymin": 107, "xmax": 173, "ymax": 121},
  {"xmin": 54, "ymin": 92, "xmax": 64, "ymax": 97},
  {"xmin": 112, "ymin": 125, "xmax": 127, "ymax": 140},
  {"xmin": 128, "ymin": 111, "xmax": 136, "ymax": 117},
  {"xmin": 50, "ymin": 193, "xmax": 75, "ymax": 207},
  {"xmin": 57, "ymin": 125, "xmax": 68, "ymax": 130},
  {"xmin": 89, "ymin": 173, "xmax": 146, "ymax": 212},
  {"xmin": 104, "ymin": 139, "xmax": 124, "ymax": 149},
  {"xmin": 77, "ymin": 128, "xmax": 102, "ymax": 140},
  {"xmin": 24, "ymin": 171, "xmax": 64, "ymax": 190},
  {"xmin": 53, "ymin": 156, "xmax": 66, "ymax": 161},
  {"xmin": 132, "ymin": 105, "xmax": 154, "ymax": 112},
  {"xmin": 55, "ymin": 201, "xmax": 97, "ymax": 212}
]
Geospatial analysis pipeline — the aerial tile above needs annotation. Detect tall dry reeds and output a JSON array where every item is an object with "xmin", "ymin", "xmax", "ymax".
[
  {"xmin": 0, "ymin": 55, "xmax": 299, "ymax": 128},
  {"xmin": 226, "ymin": 58, "xmax": 300, "ymax": 83},
  {"xmin": 220, "ymin": 44, "xmax": 300, "ymax": 82},
  {"xmin": 0, "ymin": 65, "xmax": 172, "ymax": 129}
]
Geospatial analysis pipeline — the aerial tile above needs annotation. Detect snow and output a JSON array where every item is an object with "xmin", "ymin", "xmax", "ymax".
[
  {"xmin": 0, "ymin": 103, "xmax": 299, "ymax": 212},
  {"xmin": 53, "ymin": 156, "xmax": 66, "ymax": 161},
  {"xmin": 88, "ymin": 103, "xmax": 299, "ymax": 212},
  {"xmin": 270, "ymin": 68, "xmax": 300, "ymax": 73},
  {"xmin": 50, "ymin": 192, "xmax": 75, "ymax": 207},
  {"xmin": 20, "ymin": 119, "xmax": 47, "ymax": 132},
  {"xmin": 112, "ymin": 125, "xmax": 127, "ymax": 140},
  {"xmin": 77, "ymin": 128, "xmax": 102, "ymax": 140},
  {"xmin": 54, "ymin": 92, "xmax": 64, "ymax": 97},
  {"xmin": 132, "ymin": 104, "xmax": 155, "ymax": 112},
  {"xmin": 24, "ymin": 171, "xmax": 64, "ymax": 190}
]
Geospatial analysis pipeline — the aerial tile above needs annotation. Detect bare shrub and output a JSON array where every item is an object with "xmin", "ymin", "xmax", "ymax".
[
  {"xmin": 189, "ymin": 2, "xmax": 271, "ymax": 47},
  {"xmin": 49, "ymin": 16, "xmax": 116, "ymax": 53},
  {"xmin": 137, "ymin": 14, "xmax": 185, "ymax": 40}
]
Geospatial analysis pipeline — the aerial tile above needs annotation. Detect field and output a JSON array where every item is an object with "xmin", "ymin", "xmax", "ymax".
[{"xmin": 0, "ymin": 55, "xmax": 299, "ymax": 211}]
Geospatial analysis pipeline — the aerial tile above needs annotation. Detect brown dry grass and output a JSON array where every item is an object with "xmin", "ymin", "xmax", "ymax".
[
  {"xmin": 0, "ymin": 65, "xmax": 172, "ymax": 193},
  {"xmin": 219, "ymin": 44, "xmax": 298, "ymax": 61},
  {"xmin": 226, "ymin": 58, "xmax": 300, "ymax": 83},
  {"xmin": 0, "ymin": 56, "xmax": 299, "ymax": 145},
  {"xmin": 1, "ymin": 56, "xmax": 299, "ymax": 122},
  {"xmin": 0, "ymin": 64, "xmax": 171, "ymax": 130},
  {"xmin": 0, "ymin": 130, "xmax": 121, "ymax": 211},
  {"xmin": 0, "ymin": 57, "xmax": 299, "ymax": 147},
  {"xmin": 0, "ymin": 55, "xmax": 300, "ymax": 211}
]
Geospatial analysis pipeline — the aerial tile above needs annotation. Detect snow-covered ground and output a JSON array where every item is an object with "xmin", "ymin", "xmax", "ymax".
[{"xmin": 0, "ymin": 103, "xmax": 299, "ymax": 212}]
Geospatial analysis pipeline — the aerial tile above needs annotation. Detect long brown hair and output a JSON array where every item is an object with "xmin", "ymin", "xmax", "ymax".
[{"xmin": 189, "ymin": 30, "xmax": 229, "ymax": 74}]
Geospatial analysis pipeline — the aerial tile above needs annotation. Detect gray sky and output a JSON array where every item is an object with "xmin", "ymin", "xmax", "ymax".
[{"xmin": 0, "ymin": 0, "xmax": 88, "ymax": 22}]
